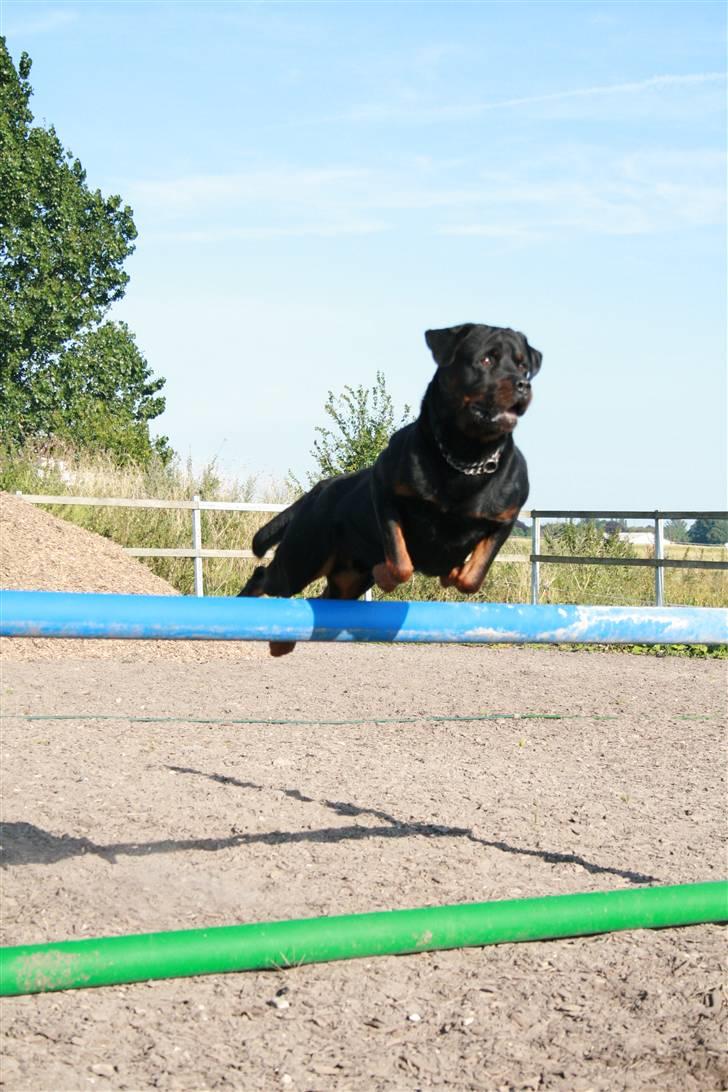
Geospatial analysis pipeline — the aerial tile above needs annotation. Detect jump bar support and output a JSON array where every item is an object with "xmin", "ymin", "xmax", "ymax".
[{"xmin": 0, "ymin": 591, "xmax": 726, "ymax": 645}]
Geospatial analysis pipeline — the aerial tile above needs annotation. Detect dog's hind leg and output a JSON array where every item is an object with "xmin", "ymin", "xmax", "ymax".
[
  {"xmin": 237, "ymin": 554, "xmax": 298, "ymax": 656},
  {"xmin": 238, "ymin": 565, "xmax": 267, "ymax": 598},
  {"xmin": 239, "ymin": 543, "xmax": 337, "ymax": 657}
]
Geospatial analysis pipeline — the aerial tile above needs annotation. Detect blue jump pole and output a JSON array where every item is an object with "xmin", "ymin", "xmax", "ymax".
[{"xmin": 1, "ymin": 591, "xmax": 725, "ymax": 645}]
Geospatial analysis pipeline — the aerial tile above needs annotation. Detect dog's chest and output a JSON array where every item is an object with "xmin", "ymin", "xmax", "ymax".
[
  {"xmin": 396, "ymin": 493, "xmax": 509, "ymax": 574},
  {"xmin": 397, "ymin": 474, "xmax": 515, "ymax": 522}
]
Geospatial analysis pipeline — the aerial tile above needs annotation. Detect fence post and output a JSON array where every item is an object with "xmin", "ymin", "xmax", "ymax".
[
  {"xmin": 192, "ymin": 494, "xmax": 204, "ymax": 597},
  {"xmin": 531, "ymin": 515, "xmax": 541, "ymax": 605},
  {"xmin": 654, "ymin": 513, "xmax": 664, "ymax": 607}
]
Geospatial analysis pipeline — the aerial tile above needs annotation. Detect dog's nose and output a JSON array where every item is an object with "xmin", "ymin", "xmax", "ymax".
[{"xmin": 515, "ymin": 378, "xmax": 531, "ymax": 397}]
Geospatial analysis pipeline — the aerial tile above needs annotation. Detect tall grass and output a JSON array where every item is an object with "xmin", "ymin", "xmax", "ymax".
[
  {"xmin": 2, "ymin": 441, "xmax": 725, "ymax": 607},
  {"xmin": 370, "ymin": 524, "xmax": 727, "ymax": 609}
]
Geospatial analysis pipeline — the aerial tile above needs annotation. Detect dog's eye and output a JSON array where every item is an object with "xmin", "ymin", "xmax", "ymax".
[{"xmin": 479, "ymin": 355, "xmax": 493, "ymax": 367}]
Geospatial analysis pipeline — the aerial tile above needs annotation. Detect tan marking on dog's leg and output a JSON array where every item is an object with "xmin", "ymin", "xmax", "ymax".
[
  {"xmin": 373, "ymin": 563, "xmax": 398, "ymax": 592},
  {"xmin": 494, "ymin": 504, "xmax": 520, "ymax": 523},
  {"xmin": 376, "ymin": 522, "xmax": 414, "ymax": 590},
  {"xmin": 468, "ymin": 502, "xmax": 522, "ymax": 522},
  {"xmin": 312, "ymin": 555, "xmax": 336, "ymax": 582},
  {"xmin": 440, "ymin": 566, "xmax": 461, "ymax": 588},
  {"xmin": 452, "ymin": 534, "xmax": 507, "ymax": 594},
  {"xmin": 330, "ymin": 569, "xmax": 367, "ymax": 599}
]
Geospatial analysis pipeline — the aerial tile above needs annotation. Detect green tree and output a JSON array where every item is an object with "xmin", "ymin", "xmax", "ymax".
[
  {"xmin": 688, "ymin": 518, "xmax": 728, "ymax": 545},
  {"xmin": 665, "ymin": 518, "xmax": 689, "ymax": 544},
  {"xmin": 32, "ymin": 321, "xmax": 171, "ymax": 463},
  {"xmin": 303, "ymin": 370, "xmax": 412, "ymax": 484},
  {"xmin": 0, "ymin": 40, "xmax": 167, "ymax": 462}
]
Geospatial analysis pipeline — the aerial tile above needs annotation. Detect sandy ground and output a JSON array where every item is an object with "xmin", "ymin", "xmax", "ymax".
[
  {"xmin": 1, "ymin": 491, "xmax": 727, "ymax": 1090},
  {"xmin": 0, "ymin": 492, "xmax": 257, "ymax": 663},
  {"xmin": 1, "ymin": 644, "xmax": 726, "ymax": 1092}
]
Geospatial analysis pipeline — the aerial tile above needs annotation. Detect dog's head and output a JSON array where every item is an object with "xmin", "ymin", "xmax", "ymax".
[{"xmin": 425, "ymin": 323, "xmax": 542, "ymax": 441}]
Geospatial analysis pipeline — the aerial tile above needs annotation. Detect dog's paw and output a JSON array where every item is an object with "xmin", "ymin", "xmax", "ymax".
[
  {"xmin": 453, "ymin": 573, "xmax": 483, "ymax": 595},
  {"xmin": 441, "ymin": 562, "xmax": 483, "ymax": 594},
  {"xmin": 269, "ymin": 640, "xmax": 296, "ymax": 657},
  {"xmin": 372, "ymin": 562, "xmax": 401, "ymax": 592}
]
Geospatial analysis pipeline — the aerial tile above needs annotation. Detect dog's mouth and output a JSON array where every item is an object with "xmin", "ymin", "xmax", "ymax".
[
  {"xmin": 470, "ymin": 401, "xmax": 524, "ymax": 433},
  {"xmin": 491, "ymin": 410, "xmax": 519, "ymax": 431}
]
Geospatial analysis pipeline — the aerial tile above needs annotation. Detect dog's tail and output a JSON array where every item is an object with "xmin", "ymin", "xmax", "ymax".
[
  {"xmin": 251, "ymin": 490, "xmax": 310, "ymax": 557},
  {"xmin": 251, "ymin": 509, "xmax": 293, "ymax": 557},
  {"xmin": 252, "ymin": 480, "xmax": 330, "ymax": 558}
]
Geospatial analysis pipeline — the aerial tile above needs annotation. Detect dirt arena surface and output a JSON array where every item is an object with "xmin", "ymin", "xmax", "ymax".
[
  {"xmin": 0, "ymin": 492, "xmax": 258, "ymax": 664},
  {"xmin": 1, "ymin": 492, "xmax": 727, "ymax": 1090},
  {"xmin": 1, "ymin": 642, "xmax": 726, "ymax": 1092}
]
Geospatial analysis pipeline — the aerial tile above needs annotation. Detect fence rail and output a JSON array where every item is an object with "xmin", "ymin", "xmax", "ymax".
[{"xmin": 13, "ymin": 492, "xmax": 727, "ymax": 605}]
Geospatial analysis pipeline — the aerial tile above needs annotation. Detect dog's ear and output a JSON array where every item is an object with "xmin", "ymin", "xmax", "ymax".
[
  {"xmin": 425, "ymin": 324, "xmax": 475, "ymax": 367},
  {"xmin": 526, "ymin": 342, "xmax": 542, "ymax": 378}
]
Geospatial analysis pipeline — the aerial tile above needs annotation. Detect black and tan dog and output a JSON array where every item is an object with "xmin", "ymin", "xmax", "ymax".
[{"xmin": 240, "ymin": 322, "xmax": 542, "ymax": 655}]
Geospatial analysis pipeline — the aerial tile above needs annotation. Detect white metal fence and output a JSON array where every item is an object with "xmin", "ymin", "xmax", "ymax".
[
  {"xmin": 14, "ymin": 493, "xmax": 728, "ymax": 606},
  {"xmin": 529, "ymin": 510, "xmax": 727, "ymax": 607}
]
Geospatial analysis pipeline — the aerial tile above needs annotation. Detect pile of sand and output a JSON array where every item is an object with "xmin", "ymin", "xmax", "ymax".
[{"xmin": 0, "ymin": 492, "xmax": 260, "ymax": 660}]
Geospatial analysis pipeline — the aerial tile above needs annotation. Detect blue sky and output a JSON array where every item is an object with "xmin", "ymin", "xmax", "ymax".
[{"xmin": 2, "ymin": 0, "xmax": 726, "ymax": 509}]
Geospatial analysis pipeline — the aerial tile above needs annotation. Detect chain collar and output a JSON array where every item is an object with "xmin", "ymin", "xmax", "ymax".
[{"xmin": 430, "ymin": 418, "xmax": 506, "ymax": 476}]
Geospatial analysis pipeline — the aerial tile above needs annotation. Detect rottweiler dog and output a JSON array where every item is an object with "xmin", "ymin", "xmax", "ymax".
[{"xmin": 240, "ymin": 322, "xmax": 542, "ymax": 655}]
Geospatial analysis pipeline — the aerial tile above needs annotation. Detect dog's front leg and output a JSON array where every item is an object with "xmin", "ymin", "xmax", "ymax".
[
  {"xmin": 441, "ymin": 522, "xmax": 514, "ymax": 595},
  {"xmin": 370, "ymin": 479, "xmax": 414, "ymax": 592}
]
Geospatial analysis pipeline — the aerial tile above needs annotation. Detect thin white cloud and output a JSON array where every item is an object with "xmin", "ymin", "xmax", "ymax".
[
  {"xmin": 156, "ymin": 221, "xmax": 389, "ymax": 243},
  {"xmin": 345, "ymin": 72, "xmax": 727, "ymax": 124},
  {"xmin": 5, "ymin": 9, "xmax": 78, "ymax": 36},
  {"xmin": 128, "ymin": 167, "xmax": 372, "ymax": 213},
  {"xmin": 439, "ymin": 224, "xmax": 542, "ymax": 243},
  {"xmin": 481, "ymin": 70, "xmax": 726, "ymax": 109},
  {"xmin": 440, "ymin": 172, "xmax": 724, "ymax": 238},
  {"xmin": 127, "ymin": 141, "xmax": 724, "ymax": 244}
]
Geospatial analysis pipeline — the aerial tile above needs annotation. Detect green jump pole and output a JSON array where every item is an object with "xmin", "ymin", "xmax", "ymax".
[{"xmin": 2, "ymin": 882, "xmax": 725, "ymax": 997}]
